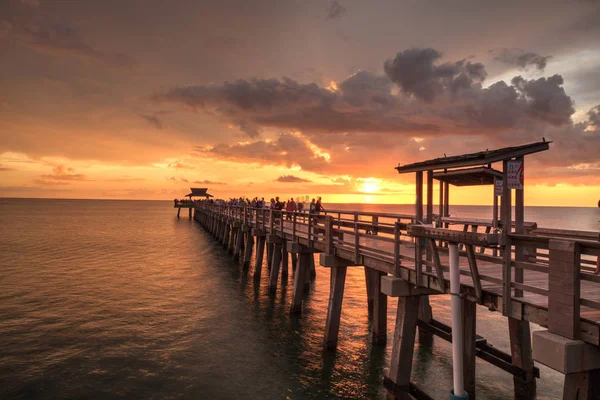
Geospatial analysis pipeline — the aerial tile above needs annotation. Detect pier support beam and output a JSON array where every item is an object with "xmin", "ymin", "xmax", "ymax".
[
  {"xmin": 234, "ymin": 227, "xmax": 244, "ymax": 260},
  {"xmin": 386, "ymin": 295, "xmax": 421, "ymax": 400},
  {"xmin": 367, "ymin": 268, "xmax": 387, "ymax": 345},
  {"xmin": 243, "ymin": 232, "xmax": 254, "ymax": 269},
  {"xmin": 254, "ymin": 236, "xmax": 266, "ymax": 278},
  {"xmin": 463, "ymin": 299, "xmax": 477, "ymax": 399},
  {"xmin": 323, "ymin": 266, "xmax": 347, "ymax": 350},
  {"xmin": 269, "ymin": 242, "xmax": 282, "ymax": 292},
  {"xmin": 365, "ymin": 267, "xmax": 375, "ymax": 317},
  {"xmin": 281, "ymin": 241, "xmax": 289, "ymax": 279},
  {"xmin": 509, "ymin": 317, "xmax": 536, "ymax": 399},
  {"xmin": 223, "ymin": 222, "xmax": 230, "ymax": 248},
  {"xmin": 289, "ymin": 245, "xmax": 310, "ymax": 314}
]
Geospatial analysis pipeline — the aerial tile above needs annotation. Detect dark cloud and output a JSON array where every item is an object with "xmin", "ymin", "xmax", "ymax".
[
  {"xmin": 142, "ymin": 115, "xmax": 162, "ymax": 129},
  {"xmin": 0, "ymin": 165, "xmax": 17, "ymax": 171},
  {"xmin": 154, "ymin": 74, "xmax": 440, "ymax": 137},
  {"xmin": 511, "ymin": 75, "xmax": 574, "ymax": 126},
  {"xmin": 0, "ymin": 0, "xmax": 135, "ymax": 67},
  {"xmin": 275, "ymin": 175, "xmax": 312, "ymax": 183},
  {"xmin": 326, "ymin": 1, "xmax": 346, "ymax": 20},
  {"xmin": 492, "ymin": 48, "xmax": 551, "ymax": 70},
  {"xmin": 588, "ymin": 105, "xmax": 600, "ymax": 127},
  {"xmin": 193, "ymin": 180, "xmax": 227, "ymax": 185},
  {"xmin": 383, "ymin": 48, "xmax": 486, "ymax": 102}
]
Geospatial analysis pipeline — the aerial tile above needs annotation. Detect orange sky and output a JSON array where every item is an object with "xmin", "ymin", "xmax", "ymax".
[{"xmin": 0, "ymin": 0, "xmax": 599, "ymax": 206}]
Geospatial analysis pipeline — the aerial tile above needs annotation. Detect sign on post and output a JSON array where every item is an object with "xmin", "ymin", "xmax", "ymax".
[
  {"xmin": 507, "ymin": 160, "xmax": 524, "ymax": 189},
  {"xmin": 494, "ymin": 179, "xmax": 503, "ymax": 196}
]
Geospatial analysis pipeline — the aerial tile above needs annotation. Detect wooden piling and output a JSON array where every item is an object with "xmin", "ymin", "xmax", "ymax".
[
  {"xmin": 291, "ymin": 253, "xmax": 297, "ymax": 271},
  {"xmin": 371, "ymin": 269, "xmax": 388, "ymax": 345},
  {"xmin": 243, "ymin": 233, "xmax": 254, "ymax": 268},
  {"xmin": 323, "ymin": 266, "xmax": 347, "ymax": 350},
  {"xmin": 387, "ymin": 295, "xmax": 421, "ymax": 400},
  {"xmin": 177, "ymin": 207, "xmax": 181, "ymax": 218},
  {"xmin": 290, "ymin": 252, "xmax": 310, "ymax": 314},
  {"xmin": 269, "ymin": 242, "xmax": 282, "ymax": 292},
  {"xmin": 223, "ymin": 222, "xmax": 230, "ymax": 248},
  {"xmin": 508, "ymin": 317, "xmax": 536, "ymax": 399},
  {"xmin": 254, "ymin": 236, "xmax": 266, "ymax": 278},
  {"xmin": 462, "ymin": 299, "xmax": 477, "ymax": 399},
  {"xmin": 234, "ymin": 227, "xmax": 244, "ymax": 260},
  {"xmin": 563, "ymin": 369, "xmax": 600, "ymax": 400},
  {"xmin": 365, "ymin": 266, "xmax": 375, "ymax": 317},
  {"xmin": 281, "ymin": 241, "xmax": 289, "ymax": 279}
]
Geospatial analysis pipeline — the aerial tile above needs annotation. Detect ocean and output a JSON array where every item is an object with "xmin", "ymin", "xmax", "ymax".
[{"xmin": 1, "ymin": 198, "xmax": 598, "ymax": 399}]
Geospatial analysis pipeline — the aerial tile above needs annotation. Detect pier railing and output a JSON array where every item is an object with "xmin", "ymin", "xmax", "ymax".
[{"xmin": 195, "ymin": 203, "xmax": 600, "ymax": 346}]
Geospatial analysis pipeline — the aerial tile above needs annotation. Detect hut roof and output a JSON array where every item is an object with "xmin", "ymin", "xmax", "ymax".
[
  {"xmin": 433, "ymin": 167, "xmax": 502, "ymax": 186},
  {"xmin": 396, "ymin": 141, "xmax": 551, "ymax": 173},
  {"xmin": 186, "ymin": 188, "xmax": 213, "ymax": 198}
]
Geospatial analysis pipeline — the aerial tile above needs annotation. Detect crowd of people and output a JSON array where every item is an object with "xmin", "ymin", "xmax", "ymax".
[{"xmin": 202, "ymin": 196, "xmax": 325, "ymax": 221}]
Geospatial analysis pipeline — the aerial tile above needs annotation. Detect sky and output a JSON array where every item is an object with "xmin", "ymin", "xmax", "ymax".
[{"xmin": 0, "ymin": 0, "xmax": 599, "ymax": 205}]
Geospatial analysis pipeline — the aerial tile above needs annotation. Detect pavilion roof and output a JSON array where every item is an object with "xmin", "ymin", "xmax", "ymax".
[
  {"xmin": 434, "ymin": 167, "xmax": 502, "ymax": 186},
  {"xmin": 396, "ymin": 140, "xmax": 551, "ymax": 173},
  {"xmin": 186, "ymin": 188, "xmax": 213, "ymax": 197}
]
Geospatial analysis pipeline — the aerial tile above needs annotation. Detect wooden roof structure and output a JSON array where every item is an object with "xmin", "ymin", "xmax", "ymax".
[
  {"xmin": 433, "ymin": 167, "xmax": 502, "ymax": 187},
  {"xmin": 396, "ymin": 141, "xmax": 551, "ymax": 173},
  {"xmin": 186, "ymin": 188, "xmax": 213, "ymax": 198}
]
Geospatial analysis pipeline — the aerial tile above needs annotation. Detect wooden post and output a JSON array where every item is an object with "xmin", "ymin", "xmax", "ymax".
[
  {"xmin": 372, "ymin": 270, "xmax": 387, "ymax": 345},
  {"xmin": 189, "ymin": 207, "xmax": 192, "ymax": 219},
  {"xmin": 365, "ymin": 267, "xmax": 374, "ymax": 316},
  {"xmin": 269, "ymin": 242, "xmax": 282, "ymax": 292},
  {"xmin": 323, "ymin": 266, "xmax": 348, "ymax": 350},
  {"xmin": 309, "ymin": 252, "xmax": 316, "ymax": 280},
  {"xmin": 387, "ymin": 295, "xmax": 421, "ymax": 400},
  {"xmin": 508, "ymin": 317, "xmax": 536, "ymax": 399},
  {"xmin": 223, "ymin": 222, "xmax": 230, "ymax": 248},
  {"xmin": 515, "ymin": 156, "xmax": 525, "ymax": 297},
  {"xmin": 254, "ymin": 236, "xmax": 266, "ymax": 278},
  {"xmin": 177, "ymin": 207, "xmax": 181, "ymax": 218},
  {"xmin": 443, "ymin": 182, "xmax": 450, "ymax": 228},
  {"xmin": 438, "ymin": 180, "xmax": 444, "ymax": 226},
  {"xmin": 563, "ymin": 369, "xmax": 600, "ymax": 400},
  {"xmin": 234, "ymin": 227, "xmax": 244, "ymax": 260},
  {"xmin": 426, "ymin": 170, "xmax": 434, "ymax": 272},
  {"xmin": 228, "ymin": 227, "xmax": 236, "ymax": 253},
  {"xmin": 281, "ymin": 240, "xmax": 289, "ymax": 279},
  {"xmin": 493, "ymin": 177, "xmax": 499, "ymax": 257},
  {"xmin": 548, "ymin": 239, "xmax": 581, "ymax": 339},
  {"xmin": 243, "ymin": 233, "xmax": 254, "ymax": 268},
  {"xmin": 354, "ymin": 213, "xmax": 360, "ymax": 264},
  {"xmin": 462, "ymin": 299, "xmax": 477, "ymax": 399},
  {"xmin": 267, "ymin": 242, "xmax": 273, "ymax": 267},
  {"xmin": 291, "ymin": 253, "xmax": 297, "ymax": 271},
  {"xmin": 415, "ymin": 171, "xmax": 424, "ymax": 285},
  {"xmin": 502, "ymin": 159, "xmax": 512, "ymax": 316},
  {"xmin": 290, "ymin": 251, "xmax": 310, "ymax": 314}
]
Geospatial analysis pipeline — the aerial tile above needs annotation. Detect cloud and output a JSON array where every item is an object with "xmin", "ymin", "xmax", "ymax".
[
  {"xmin": 588, "ymin": 105, "xmax": 600, "ymax": 127},
  {"xmin": 511, "ymin": 75, "xmax": 574, "ymax": 126},
  {"xmin": 153, "ymin": 73, "xmax": 440, "ymax": 138},
  {"xmin": 34, "ymin": 165, "xmax": 87, "ymax": 185},
  {"xmin": 142, "ymin": 115, "xmax": 162, "ymax": 129},
  {"xmin": 168, "ymin": 176, "xmax": 189, "ymax": 183},
  {"xmin": 326, "ymin": 1, "xmax": 347, "ymax": 20},
  {"xmin": 0, "ymin": 0, "xmax": 136, "ymax": 67},
  {"xmin": 168, "ymin": 162, "xmax": 195, "ymax": 170},
  {"xmin": 195, "ymin": 132, "xmax": 331, "ymax": 172},
  {"xmin": 193, "ymin": 180, "xmax": 227, "ymax": 185},
  {"xmin": 104, "ymin": 176, "xmax": 145, "ymax": 182},
  {"xmin": 383, "ymin": 48, "xmax": 486, "ymax": 102},
  {"xmin": 275, "ymin": 175, "xmax": 312, "ymax": 183},
  {"xmin": 492, "ymin": 48, "xmax": 551, "ymax": 70},
  {"xmin": 0, "ymin": 165, "xmax": 17, "ymax": 171}
]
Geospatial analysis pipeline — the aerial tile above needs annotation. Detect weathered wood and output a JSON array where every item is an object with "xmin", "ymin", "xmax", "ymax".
[
  {"xmin": 228, "ymin": 227, "xmax": 236, "ymax": 253},
  {"xmin": 515, "ymin": 157, "xmax": 525, "ymax": 297},
  {"xmin": 508, "ymin": 317, "xmax": 536, "ymax": 399},
  {"xmin": 387, "ymin": 295, "xmax": 420, "ymax": 400},
  {"xmin": 365, "ymin": 266, "xmax": 374, "ymax": 316},
  {"xmin": 267, "ymin": 242, "xmax": 273, "ymax": 267},
  {"xmin": 290, "ymin": 252, "xmax": 310, "ymax": 314},
  {"xmin": 281, "ymin": 240, "xmax": 289, "ymax": 278},
  {"xmin": 465, "ymin": 244, "xmax": 483, "ymax": 303},
  {"xmin": 223, "ymin": 222, "xmax": 230, "ymax": 247},
  {"xmin": 291, "ymin": 252, "xmax": 297, "ymax": 271},
  {"xmin": 462, "ymin": 299, "xmax": 477, "ymax": 399},
  {"xmin": 409, "ymin": 225, "xmax": 501, "ymax": 247},
  {"xmin": 548, "ymin": 239, "xmax": 581, "ymax": 340},
  {"xmin": 426, "ymin": 170, "xmax": 433, "ymax": 273},
  {"xmin": 309, "ymin": 253, "xmax": 317, "ymax": 280},
  {"xmin": 243, "ymin": 232, "xmax": 254, "ymax": 268},
  {"xmin": 415, "ymin": 171, "xmax": 423, "ymax": 286},
  {"xmin": 177, "ymin": 207, "xmax": 181, "ymax": 218},
  {"xmin": 234, "ymin": 227, "xmax": 244, "ymax": 260},
  {"xmin": 563, "ymin": 369, "xmax": 600, "ymax": 400},
  {"xmin": 253, "ymin": 236, "xmax": 265, "ymax": 278},
  {"xmin": 427, "ymin": 239, "xmax": 446, "ymax": 293},
  {"xmin": 502, "ymin": 159, "xmax": 512, "ymax": 316},
  {"xmin": 371, "ymin": 269, "xmax": 388, "ymax": 345},
  {"xmin": 269, "ymin": 242, "xmax": 282, "ymax": 292},
  {"xmin": 323, "ymin": 266, "xmax": 347, "ymax": 350}
]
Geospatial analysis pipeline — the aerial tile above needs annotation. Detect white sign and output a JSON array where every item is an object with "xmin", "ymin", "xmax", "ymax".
[
  {"xmin": 507, "ymin": 160, "xmax": 524, "ymax": 189},
  {"xmin": 494, "ymin": 179, "xmax": 503, "ymax": 196}
]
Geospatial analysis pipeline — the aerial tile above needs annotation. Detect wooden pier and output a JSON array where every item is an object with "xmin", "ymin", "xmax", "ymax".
[{"xmin": 188, "ymin": 142, "xmax": 600, "ymax": 399}]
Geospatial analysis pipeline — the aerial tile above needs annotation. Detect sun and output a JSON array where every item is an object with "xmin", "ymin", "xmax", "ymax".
[{"xmin": 359, "ymin": 181, "xmax": 380, "ymax": 193}]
